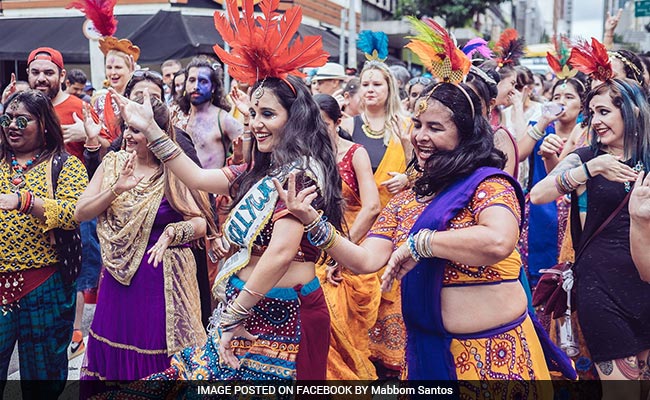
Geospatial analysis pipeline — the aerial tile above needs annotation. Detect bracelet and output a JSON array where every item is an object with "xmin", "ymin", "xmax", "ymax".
[
  {"xmin": 583, "ymin": 163, "xmax": 593, "ymax": 180},
  {"xmin": 527, "ymin": 124, "xmax": 545, "ymax": 141},
  {"xmin": 147, "ymin": 134, "xmax": 183, "ymax": 163},
  {"xmin": 109, "ymin": 182, "xmax": 121, "ymax": 198},
  {"xmin": 243, "ymin": 286, "xmax": 265, "ymax": 299},
  {"xmin": 168, "ymin": 221, "xmax": 195, "ymax": 246},
  {"xmin": 17, "ymin": 191, "xmax": 33, "ymax": 214},
  {"xmin": 303, "ymin": 210, "xmax": 324, "ymax": 232},
  {"xmin": 84, "ymin": 144, "xmax": 102, "ymax": 152},
  {"xmin": 406, "ymin": 233, "xmax": 421, "ymax": 262},
  {"xmin": 567, "ymin": 168, "xmax": 587, "ymax": 186}
]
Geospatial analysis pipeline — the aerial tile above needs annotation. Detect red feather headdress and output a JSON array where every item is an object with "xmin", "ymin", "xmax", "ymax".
[
  {"xmin": 405, "ymin": 16, "xmax": 470, "ymax": 84},
  {"xmin": 568, "ymin": 37, "xmax": 612, "ymax": 82},
  {"xmin": 494, "ymin": 28, "xmax": 525, "ymax": 68},
  {"xmin": 213, "ymin": 0, "xmax": 329, "ymax": 86},
  {"xmin": 546, "ymin": 35, "xmax": 577, "ymax": 79}
]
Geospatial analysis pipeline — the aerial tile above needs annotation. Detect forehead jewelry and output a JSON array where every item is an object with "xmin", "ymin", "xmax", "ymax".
[
  {"xmin": 9, "ymin": 99, "xmax": 20, "ymax": 112},
  {"xmin": 253, "ymin": 78, "xmax": 267, "ymax": 106}
]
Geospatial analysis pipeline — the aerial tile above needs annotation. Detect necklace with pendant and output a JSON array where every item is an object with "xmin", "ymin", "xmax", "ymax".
[{"xmin": 9, "ymin": 152, "xmax": 41, "ymax": 190}]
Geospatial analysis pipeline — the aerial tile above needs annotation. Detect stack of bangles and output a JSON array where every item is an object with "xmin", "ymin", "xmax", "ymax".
[
  {"xmin": 168, "ymin": 221, "xmax": 195, "ymax": 246},
  {"xmin": 305, "ymin": 212, "xmax": 340, "ymax": 251},
  {"xmin": 218, "ymin": 286, "xmax": 265, "ymax": 332},
  {"xmin": 147, "ymin": 134, "xmax": 183, "ymax": 163},
  {"xmin": 406, "ymin": 229, "xmax": 437, "ymax": 262},
  {"xmin": 527, "ymin": 124, "xmax": 545, "ymax": 141},
  {"xmin": 555, "ymin": 164, "xmax": 590, "ymax": 194},
  {"xmin": 15, "ymin": 191, "xmax": 35, "ymax": 214}
]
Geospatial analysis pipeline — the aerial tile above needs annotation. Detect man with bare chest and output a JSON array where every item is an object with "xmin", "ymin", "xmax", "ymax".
[{"xmin": 171, "ymin": 57, "xmax": 243, "ymax": 169}]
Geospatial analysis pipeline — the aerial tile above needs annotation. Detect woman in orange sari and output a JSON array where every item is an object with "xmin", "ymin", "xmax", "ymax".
[{"xmin": 314, "ymin": 94, "xmax": 381, "ymax": 379}]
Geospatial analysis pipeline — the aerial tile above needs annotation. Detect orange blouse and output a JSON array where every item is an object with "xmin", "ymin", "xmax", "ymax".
[{"xmin": 368, "ymin": 177, "xmax": 522, "ymax": 286}]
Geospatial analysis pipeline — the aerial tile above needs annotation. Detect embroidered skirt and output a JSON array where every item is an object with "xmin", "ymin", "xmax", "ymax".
[{"xmin": 150, "ymin": 275, "xmax": 329, "ymax": 381}]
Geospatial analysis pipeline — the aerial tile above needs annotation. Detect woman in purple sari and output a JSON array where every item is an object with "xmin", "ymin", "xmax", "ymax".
[{"xmin": 74, "ymin": 96, "xmax": 214, "ymax": 381}]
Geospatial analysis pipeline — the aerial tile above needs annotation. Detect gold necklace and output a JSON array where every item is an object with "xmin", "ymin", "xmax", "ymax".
[{"xmin": 361, "ymin": 115, "xmax": 385, "ymax": 139}]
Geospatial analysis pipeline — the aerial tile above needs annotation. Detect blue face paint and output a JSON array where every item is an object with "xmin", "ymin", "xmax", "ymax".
[{"xmin": 189, "ymin": 69, "xmax": 213, "ymax": 105}]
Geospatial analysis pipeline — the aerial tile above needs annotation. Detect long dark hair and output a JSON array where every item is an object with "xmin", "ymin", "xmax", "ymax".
[
  {"xmin": 586, "ymin": 78, "xmax": 650, "ymax": 171},
  {"xmin": 412, "ymin": 83, "xmax": 505, "ymax": 197},
  {"xmin": 313, "ymin": 93, "xmax": 351, "ymax": 140},
  {"xmin": 1, "ymin": 90, "xmax": 64, "ymax": 165},
  {"xmin": 177, "ymin": 57, "xmax": 231, "ymax": 114},
  {"xmin": 230, "ymin": 75, "xmax": 344, "ymax": 230}
]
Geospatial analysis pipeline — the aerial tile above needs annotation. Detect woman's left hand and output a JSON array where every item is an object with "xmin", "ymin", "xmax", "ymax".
[
  {"xmin": 381, "ymin": 243, "xmax": 416, "ymax": 292},
  {"xmin": 230, "ymin": 87, "xmax": 250, "ymax": 118},
  {"xmin": 381, "ymin": 172, "xmax": 409, "ymax": 194},
  {"xmin": 218, "ymin": 325, "xmax": 258, "ymax": 370},
  {"xmin": 0, "ymin": 193, "xmax": 19, "ymax": 211},
  {"xmin": 147, "ymin": 225, "xmax": 173, "ymax": 267}
]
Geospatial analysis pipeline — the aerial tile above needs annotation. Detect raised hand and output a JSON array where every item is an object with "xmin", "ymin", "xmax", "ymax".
[
  {"xmin": 112, "ymin": 152, "xmax": 144, "ymax": 194},
  {"xmin": 109, "ymin": 87, "xmax": 157, "ymax": 139},
  {"xmin": 605, "ymin": 8, "xmax": 622, "ymax": 33},
  {"xmin": 272, "ymin": 172, "xmax": 318, "ymax": 224},
  {"xmin": 2, "ymin": 73, "xmax": 17, "ymax": 104},
  {"xmin": 62, "ymin": 112, "xmax": 88, "ymax": 144},
  {"xmin": 82, "ymin": 104, "xmax": 103, "ymax": 143},
  {"xmin": 630, "ymin": 171, "xmax": 650, "ymax": 222},
  {"xmin": 229, "ymin": 87, "xmax": 250, "ymax": 117}
]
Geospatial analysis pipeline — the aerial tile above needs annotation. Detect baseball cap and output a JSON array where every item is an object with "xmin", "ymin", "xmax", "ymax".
[{"xmin": 27, "ymin": 47, "xmax": 64, "ymax": 70}]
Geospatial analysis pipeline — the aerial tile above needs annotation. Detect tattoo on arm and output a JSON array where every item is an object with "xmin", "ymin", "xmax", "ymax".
[
  {"xmin": 596, "ymin": 360, "xmax": 614, "ymax": 376},
  {"xmin": 615, "ymin": 356, "xmax": 641, "ymax": 380},
  {"xmin": 548, "ymin": 153, "xmax": 582, "ymax": 178}
]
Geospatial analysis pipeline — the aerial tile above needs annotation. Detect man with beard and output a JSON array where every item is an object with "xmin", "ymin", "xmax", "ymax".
[
  {"xmin": 27, "ymin": 48, "xmax": 108, "ymax": 161},
  {"xmin": 170, "ymin": 57, "xmax": 244, "ymax": 169},
  {"xmin": 27, "ymin": 48, "xmax": 107, "ymax": 362}
]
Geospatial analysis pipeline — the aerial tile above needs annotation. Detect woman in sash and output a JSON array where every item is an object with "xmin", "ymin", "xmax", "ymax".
[
  {"xmin": 278, "ymin": 19, "xmax": 575, "ymax": 396},
  {"xmin": 531, "ymin": 39, "xmax": 650, "ymax": 399},
  {"xmin": 314, "ymin": 93, "xmax": 382, "ymax": 379},
  {"xmin": 75, "ymin": 96, "xmax": 211, "ymax": 381},
  {"xmin": 107, "ymin": 0, "xmax": 342, "ymax": 380}
]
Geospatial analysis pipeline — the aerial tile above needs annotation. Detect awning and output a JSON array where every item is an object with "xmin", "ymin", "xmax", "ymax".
[{"xmin": 0, "ymin": 10, "xmax": 341, "ymax": 64}]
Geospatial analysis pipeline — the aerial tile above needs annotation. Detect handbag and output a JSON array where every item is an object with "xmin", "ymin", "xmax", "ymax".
[
  {"xmin": 532, "ymin": 190, "xmax": 631, "ymax": 319},
  {"xmin": 46, "ymin": 153, "xmax": 83, "ymax": 285}
]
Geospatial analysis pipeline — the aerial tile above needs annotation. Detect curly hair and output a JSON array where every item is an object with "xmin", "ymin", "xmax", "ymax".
[
  {"xmin": 411, "ymin": 83, "xmax": 505, "ymax": 197},
  {"xmin": 229, "ymin": 75, "xmax": 344, "ymax": 230}
]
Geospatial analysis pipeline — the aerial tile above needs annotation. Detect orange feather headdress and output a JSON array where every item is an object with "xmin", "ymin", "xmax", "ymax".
[
  {"xmin": 405, "ymin": 16, "xmax": 470, "ymax": 84},
  {"xmin": 494, "ymin": 28, "xmax": 525, "ymax": 68},
  {"xmin": 212, "ymin": 0, "xmax": 329, "ymax": 87},
  {"xmin": 568, "ymin": 37, "xmax": 612, "ymax": 82}
]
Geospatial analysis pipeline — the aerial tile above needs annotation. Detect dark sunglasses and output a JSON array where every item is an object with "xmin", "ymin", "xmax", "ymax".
[
  {"xmin": 132, "ymin": 69, "xmax": 163, "ymax": 80},
  {"xmin": 0, "ymin": 114, "xmax": 32, "ymax": 130},
  {"xmin": 408, "ymin": 77, "xmax": 432, "ymax": 86}
]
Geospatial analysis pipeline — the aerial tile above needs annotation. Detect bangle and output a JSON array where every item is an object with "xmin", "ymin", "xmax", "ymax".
[
  {"xmin": 303, "ymin": 210, "xmax": 324, "ymax": 232},
  {"xmin": 109, "ymin": 182, "xmax": 120, "ymax": 197},
  {"xmin": 84, "ymin": 144, "xmax": 102, "ymax": 152},
  {"xmin": 527, "ymin": 124, "xmax": 545, "ymax": 141},
  {"xmin": 583, "ymin": 163, "xmax": 593, "ymax": 179},
  {"xmin": 167, "ymin": 221, "xmax": 195, "ymax": 246},
  {"xmin": 243, "ymin": 286, "xmax": 265, "ymax": 299},
  {"xmin": 147, "ymin": 134, "xmax": 183, "ymax": 163}
]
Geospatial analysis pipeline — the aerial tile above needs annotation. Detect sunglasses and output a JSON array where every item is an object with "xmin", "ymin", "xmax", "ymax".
[
  {"xmin": 408, "ymin": 77, "xmax": 432, "ymax": 86},
  {"xmin": 0, "ymin": 114, "xmax": 32, "ymax": 130},
  {"xmin": 132, "ymin": 69, "xmax": 163, "ymax": 80}
]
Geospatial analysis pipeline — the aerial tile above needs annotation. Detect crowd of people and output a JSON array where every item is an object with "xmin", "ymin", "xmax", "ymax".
[{"xmin": 2, "ymin": 0, "xmax": 650, "ymax": 399}]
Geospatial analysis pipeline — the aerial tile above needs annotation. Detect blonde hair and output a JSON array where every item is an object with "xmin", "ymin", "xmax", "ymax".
[
  {"xmin": 359, "ymin": 61, "xmax": 406, "ymax": 145},
  {"xmin": 105, "ymin": 49, "xmax": 136, "ymax": 72}
]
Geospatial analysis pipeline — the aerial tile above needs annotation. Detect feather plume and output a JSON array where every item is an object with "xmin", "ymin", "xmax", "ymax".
[
  {"xmin": 357, "ymin": 30, "xmax": 389, "ymax": 61},
  {"xmin": 494, "ymin": 28, "xmax": 525, "ymax": 66},
  {"xmin": 546, "ymin": 35, "xmax": 577, "ymax": 79},
  {"xmin": 212, "ymin": 0, "xmax": 329, "ymax": 85},
  {"xmin": 67, "ymin": 0, "xmax": 117, "ymax": 37},
  {"xmin": 462, "ymin": 38, "xmax": 493, "ymax": 60},
  {"xmin": 405, "ymin": 17, "xmax": 470, "ymax": 83},
  {"xmin": 568, "ymin": 37, "xmax": 612, "ymax": 82}
]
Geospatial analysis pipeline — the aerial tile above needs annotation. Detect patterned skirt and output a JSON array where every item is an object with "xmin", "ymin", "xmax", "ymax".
[{"xmin": 150, "ymin": 275, "xmax": 329, "ymax": 381}]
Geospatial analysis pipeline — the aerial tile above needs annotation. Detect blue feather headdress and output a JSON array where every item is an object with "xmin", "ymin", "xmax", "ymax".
[{"xmin": 358, "ymin": 30, "xmax": 389, "ymax": 62}]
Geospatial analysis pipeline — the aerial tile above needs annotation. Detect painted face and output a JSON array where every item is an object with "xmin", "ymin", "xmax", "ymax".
[
  {"xmin": 360, "ymin": 69, "xmax": 389, "ymax": 109},
  {"xmin": 161, "ymin": 64, "xmax": 181, "ymax": 86},
  {"xmin": 552, "ymin": 82, "xmax": 581, "ymax": 124},
  {"xmin": 410, "ymin": 99, "xmax": 460, "ymax": 167},
  {"xmin": 407, "ymin": 83, "xmax": 426, "ymax": 112},
  {"xmin": 27, "ymin": 59, "xmax": 63, "ymax": 100},
  {"xmin": 589, "ymin": 92, "xmax": 624, "ymax": 152},
  {"xmin": 129, "ymin": 80, "xmax": 163, "ymax": 102},
  {"xmin": 186, "ymin": 67, "xmax": 214, "ymax": 106},
  {"xmin": 249, "ymin": 89, "xmax": 288, "ymax": 153},
  {"xmin": 105, "ymin": 55, "xmax": 132, "ymax": 94},
  {"xmin": 496, "ymin": 72, "xmax": 516, "ymax": 106},
  {"xmin": 1, "ymin": 101, "xmax": 42, "ymax": 155}
]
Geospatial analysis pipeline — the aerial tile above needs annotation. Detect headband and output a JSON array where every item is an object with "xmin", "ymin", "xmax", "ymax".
[{"xmin": 609, "ymin": 51, "xmax": 643, "ymax": 82}]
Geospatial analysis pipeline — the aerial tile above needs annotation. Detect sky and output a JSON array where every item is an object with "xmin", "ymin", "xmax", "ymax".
[{"xmin": 538, "ymin": 0, "xmax": 606, "ymax": 40}]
